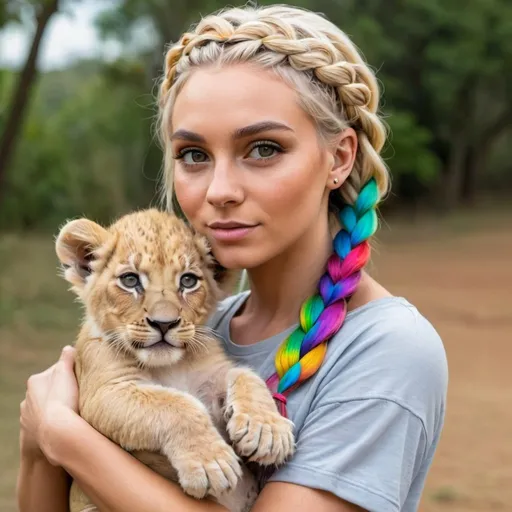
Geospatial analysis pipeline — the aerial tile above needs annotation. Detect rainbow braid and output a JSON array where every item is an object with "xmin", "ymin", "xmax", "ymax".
[{"xmin": 266, "ymin": 178, "xmax": 379, "ymax": 417}]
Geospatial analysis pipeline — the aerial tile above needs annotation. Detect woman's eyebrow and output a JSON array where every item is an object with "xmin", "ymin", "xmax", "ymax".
[
  {"xmin": 170, "ymin": 130, "xmax": 206, "ymax": 143},
  {"xmin": 233, "ymin": 121, "xmax": 293, "ymax": 138},
  {"xmin": 170, "ymin": 121, "xmax": 293, "ymax": 143}
]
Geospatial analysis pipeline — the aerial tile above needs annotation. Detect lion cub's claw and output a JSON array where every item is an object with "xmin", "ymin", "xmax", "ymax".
[
  {"xmin": 172, "ymin": 437, "xmax": 242, "ymax": 500},
  {"xmin": 226, "ymin": 406, "xmax": 295, "ymax": 467}
]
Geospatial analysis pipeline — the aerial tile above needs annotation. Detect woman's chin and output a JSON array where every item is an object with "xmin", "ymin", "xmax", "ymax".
[{"xmin": 213, "ymin": 245, "xmax": 267, "ymax": 271}]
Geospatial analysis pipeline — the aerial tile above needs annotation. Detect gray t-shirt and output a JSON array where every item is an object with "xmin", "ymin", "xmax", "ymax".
[{"xmin": 208, "ymin": 292, "xmax": 448, "ymax": 512}]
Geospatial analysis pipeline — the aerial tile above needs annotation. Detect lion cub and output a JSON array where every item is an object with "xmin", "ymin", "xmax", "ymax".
[{"xmin": 55, "ymin": 209, "xmax": 294, "ymax": 512}]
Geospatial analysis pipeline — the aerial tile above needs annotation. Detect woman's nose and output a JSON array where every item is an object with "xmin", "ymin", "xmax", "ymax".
[{"xmin": 206, "ymin": 164, "xmax": 244, "ymax": 208}]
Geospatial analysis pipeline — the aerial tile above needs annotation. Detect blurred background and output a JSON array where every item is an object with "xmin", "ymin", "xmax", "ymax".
[{"xmin": 0, "ymin": 0, "xmax": 511, "ymax": 510}]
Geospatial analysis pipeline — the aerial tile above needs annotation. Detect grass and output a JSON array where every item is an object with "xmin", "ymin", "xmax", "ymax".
[
  {"xmin": 430, "ymin": 486, "xmax": 462, "ymax": 504},
  {"xmin": 0, "ymin": 234, "xmax": 81, "ymax": 511}
]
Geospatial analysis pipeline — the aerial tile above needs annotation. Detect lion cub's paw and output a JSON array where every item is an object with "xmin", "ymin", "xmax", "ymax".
[
  {"xmin": 171, "ymin": 435, "xmax": 242, "ymax": 500},
  {"xmin": 225, "ymin": 401, "xmax": 295, "ymax": 467}
]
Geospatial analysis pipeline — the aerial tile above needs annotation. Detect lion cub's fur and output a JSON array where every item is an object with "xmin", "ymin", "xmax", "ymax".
[{"xmin": 55, "ymin": 209, "xmax": 294, "ymax": 512}]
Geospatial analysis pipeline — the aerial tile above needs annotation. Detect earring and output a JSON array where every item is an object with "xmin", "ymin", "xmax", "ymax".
[{"xmin": 333, "ymin": 178, "xmax": 339, "ymax": 185}]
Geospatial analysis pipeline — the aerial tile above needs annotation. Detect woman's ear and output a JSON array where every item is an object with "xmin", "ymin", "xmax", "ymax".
[
  {"xmin": 327, "ymin": 128, "xmax": 358, "ymax": 190},
  {"xmin": 55, "ymin": 218, "xmax": 109, "ymax": 291}
]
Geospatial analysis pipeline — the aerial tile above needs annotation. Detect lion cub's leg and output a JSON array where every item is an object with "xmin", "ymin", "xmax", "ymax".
[
  {"xmin": 69, "ymin": 480, "xmax": 97, "ymax": 512},
  {"xmin": 83, "ymin": 382, "xmax": 242, "ymax": 500},
  {"xmin": 224, "ymin": 368, "xmax": 296, "ymax": 466}
]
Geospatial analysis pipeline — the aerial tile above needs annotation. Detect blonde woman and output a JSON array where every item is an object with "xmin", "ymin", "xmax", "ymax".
[{"xmin": 17, "ymin": 4, "xmax": 448, "ymax": 512}]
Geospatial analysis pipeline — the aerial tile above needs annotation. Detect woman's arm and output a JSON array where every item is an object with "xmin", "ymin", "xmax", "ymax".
[
  {"xmin": 42, "ymin": 405, "xmax": 227, "ymax": 512},
  {"xmin": 45, "ymin": 405, "xmax": 362, "ymax": 512},
  {"xmin": 17, "ymin": 358, "xmax": 73, "ymax": 512},
  {"xmin": 19, "ymin": 347, "xmax": 227, "ymax": 512},
  {"xmin": 27, "ymin": 406, "xmax": 361, "ymax": 512},
  {"xmin": 253, "ymin": 482, "xmax": 365, "ymax": 512},
  {"xmin": 17, "ymin": 452, "xmax": 70, "ymax": 512}
]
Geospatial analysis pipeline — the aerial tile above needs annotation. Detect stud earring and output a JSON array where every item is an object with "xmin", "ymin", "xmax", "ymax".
[{"xmin": 333, "ymin": 178, "xmax": 339, "ymax": 185}]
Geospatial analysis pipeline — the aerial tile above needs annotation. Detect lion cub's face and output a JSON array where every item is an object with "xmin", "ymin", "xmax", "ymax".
[{"xmin": 56, "ymin": 209, "xmax": 231, "ymax": 368}]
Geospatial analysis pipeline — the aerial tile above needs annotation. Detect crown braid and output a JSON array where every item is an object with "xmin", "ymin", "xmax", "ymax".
[{"xmin": 158, "ymin": 5, "xmax": 390, "ymax": 416}]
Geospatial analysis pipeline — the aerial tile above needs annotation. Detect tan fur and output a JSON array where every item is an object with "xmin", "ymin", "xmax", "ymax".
[{"xmin": 55, "ymin": 209, "xmax": 295, "ymax": 512}]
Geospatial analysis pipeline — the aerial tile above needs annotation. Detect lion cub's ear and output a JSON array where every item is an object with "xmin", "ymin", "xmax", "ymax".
[
  {"xmin": 55, "ymin": 218, "xmax": 109, "ymax": 290},
  {"xmin": 210, "ymin": 254, "xmax": 242, "ymax": 297},
  {"xmin": 192, "ymin": 233, "xmax": 240, "ymax": 297}
]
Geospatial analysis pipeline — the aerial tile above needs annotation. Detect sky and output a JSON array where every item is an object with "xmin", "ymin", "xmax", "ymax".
[{"xmin": 0, "ymin": 1, "xmax": 121, "ymax": 70}]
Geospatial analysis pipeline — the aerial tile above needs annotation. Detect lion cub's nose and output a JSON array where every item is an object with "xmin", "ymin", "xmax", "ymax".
[
  {"xmin": 147, "ymin": 301, "xmax": 180, "ymax": 335},
  {"xmin": 147, "ymin": 317, "xmax": 181, "ymax": 335}
]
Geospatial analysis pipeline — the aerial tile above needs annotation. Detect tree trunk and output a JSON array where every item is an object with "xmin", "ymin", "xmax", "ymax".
[
  {"xmin": 0, "ymin": 0, "xmax": 59, "ymax": 199},
  {"xmin": 440, "ymin": 75, "xmax": 478, "ymax": 210},
  {"xmin": 461, "ymin": 146, "xmax": 479, "ymax": 205},
  {"xmin": 461, "ymin": 108, "xmax": 512, "ymax": 205},
  {"xmin": 443, "ymin": 130, "xmax": 468, "ymax": 209},
  {"xmin": 461, "ymin": 143, "xmax": 492, "ymax": 205}
]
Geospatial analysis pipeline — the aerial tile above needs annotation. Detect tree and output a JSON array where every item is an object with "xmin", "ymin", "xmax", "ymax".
[
  {"xmin": 328, "ymin": 0, "xmax": 512, "ymax": 208},
  {"xmin": 0, "ymin": 58, "xmax": 150, "ymax": 230},
  {"xmin": 0, "ymin": 0, "xmax": 60, "ymax": 199},
  {"xmin": 93, "ymin": 0, "xmax": 233, "ymax": 204}
]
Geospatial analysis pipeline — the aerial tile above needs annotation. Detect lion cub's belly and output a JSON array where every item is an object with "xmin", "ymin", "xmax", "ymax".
[
  {"xmin": 151, "ymin": 362, "xmax": 229, "ymax": 433},
  {"xmin": 130, "ymin": 368, "xmax": 259, "ymax": 512}
]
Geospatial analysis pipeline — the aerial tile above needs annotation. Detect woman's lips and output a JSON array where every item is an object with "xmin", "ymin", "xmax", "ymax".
[{"xmin": 208, "ymin": 224, "xmax": 259, "ymax": 241}]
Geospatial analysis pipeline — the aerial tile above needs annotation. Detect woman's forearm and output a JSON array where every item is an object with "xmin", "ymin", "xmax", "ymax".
[
  {"xmin": 17, "ymin": 454, "xmax": 70, "ymax": 512},
  {"xmin": 45, "ymin": 407, "xmax": 227, "ymax": 512}
]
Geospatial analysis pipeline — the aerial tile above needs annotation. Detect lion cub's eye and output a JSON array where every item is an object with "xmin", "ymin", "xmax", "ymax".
[
  {"xmin": 180, "ymin": 273, "xmax": 199, "ymax": 289},
  {"xmin": 119, "ymin": 272, "xmax": 141, "ymax": 289}
]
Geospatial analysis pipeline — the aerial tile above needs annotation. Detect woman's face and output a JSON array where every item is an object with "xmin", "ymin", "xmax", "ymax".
[{"xmin": 171, "ymin": 64, "xmax": 341, "ymax": 270}]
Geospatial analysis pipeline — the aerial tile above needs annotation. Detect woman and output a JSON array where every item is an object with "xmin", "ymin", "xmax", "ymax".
[{"xmin": 17, "ymin": 4, "xmax": 448, "ymax": 512}]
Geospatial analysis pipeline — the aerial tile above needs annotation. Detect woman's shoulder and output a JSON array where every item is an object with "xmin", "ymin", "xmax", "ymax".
[
  {"xmin": 207, "ymin": 291, "xmax": 249, "ymax": 330},
  {"xmin": 320, "ymin": 297, "xmax": 448, "ymax": 433},
  {"xmin": 343, "ymin": 296, "xmax": 447, "ymax": 364}
]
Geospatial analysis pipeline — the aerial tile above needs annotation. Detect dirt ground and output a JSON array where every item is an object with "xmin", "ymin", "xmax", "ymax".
[
  {"xmin": 0, "ymin": 209, "xmax": 511, "ymax": 511},
  {"xmin": 372, "ymin": 213, "xmax": 512, "ymax": 511}
]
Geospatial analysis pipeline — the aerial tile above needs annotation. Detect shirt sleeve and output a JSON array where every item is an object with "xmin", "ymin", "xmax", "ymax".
[
  {"xmin": 268, "ymin": 398, "xmax": 427, "ymax": 512},
  {"xmin": 267, "ymin": 305, "xmax": 447, "ymax": 512}
]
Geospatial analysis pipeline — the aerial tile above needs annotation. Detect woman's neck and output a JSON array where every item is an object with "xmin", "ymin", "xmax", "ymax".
[
  {"xmin": 230, "ymin": 216, "xmax": 391, "ymax": 346},
  {"xmin": 233, "ymin": 218, "xmax": 332, "ymax": 343}
]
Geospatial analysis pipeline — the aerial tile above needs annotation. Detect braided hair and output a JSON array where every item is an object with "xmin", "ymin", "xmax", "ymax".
[{"xmin": 158, "ymin": 5, "xmax": 390, "ymax": 416}]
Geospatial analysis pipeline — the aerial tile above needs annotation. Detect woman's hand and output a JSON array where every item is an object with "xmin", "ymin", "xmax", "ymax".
[{"xmin": 20, "ymin": 346, "xmax": 79, "ymax": 465}]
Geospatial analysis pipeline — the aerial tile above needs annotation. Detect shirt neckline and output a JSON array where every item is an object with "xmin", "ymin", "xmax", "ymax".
[{"xmin": 219, "ymin": 292, "xmax": 411, "ymax": 356}]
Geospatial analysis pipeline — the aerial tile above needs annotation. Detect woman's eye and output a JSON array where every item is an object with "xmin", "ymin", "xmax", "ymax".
[
  {"xmin": 182, "ymin": 150, "xmax": 208, "ymax": 165},
  {"xmin": 248, "ymin": 143, "xmax": 280, "ymax": 160},
  {"xmin": 180, "ymin": 273, "xmax": 199, "ymax": 289},
  {"xmin": 119, "ymin": 273, "xmax": 140, "ymax": 289}
]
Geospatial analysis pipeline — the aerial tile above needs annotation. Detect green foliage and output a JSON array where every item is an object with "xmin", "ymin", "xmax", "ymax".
[
  {"xmin": 0, "ymin": 59, "xmax": 157, "ymax": 230},
  {"xmin": 0, "ymin": 1, "xmax": 22, "ymax": 28},
  {"xmin": 0, "ymin": 0, "xmax": 66, "ymax": 28},
  {"xmin": 430, "ymin": 485, "xmax": 461, "ymax": 503},
  {"xmin": 383, "ymin": 111, "xmax": 440, "ymax": 184}
]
